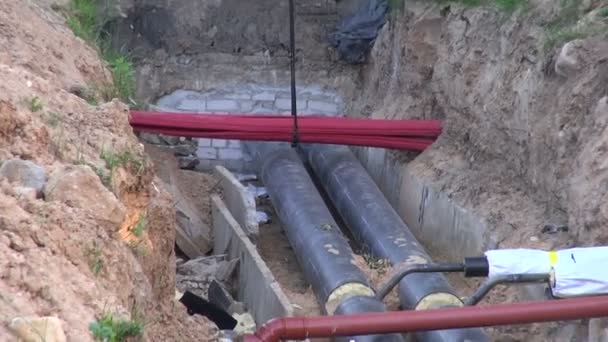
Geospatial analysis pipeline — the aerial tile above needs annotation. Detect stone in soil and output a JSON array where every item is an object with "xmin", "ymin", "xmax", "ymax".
[
  {"xmin": 43, "ymin": 165, "xmax": 126, "ymax": 226},
  {"xmin": 0, "ymin": 159, "xmax": 46, "ymax": 196}
]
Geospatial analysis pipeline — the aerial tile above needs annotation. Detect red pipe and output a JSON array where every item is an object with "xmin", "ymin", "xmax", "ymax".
[
  {"xmin": 128, "ymin": 111, "xmax": 443, "ymax": 151},
  {"xmin": 243, "ymin": 296, "xmax": 608, "ymax": 342}
]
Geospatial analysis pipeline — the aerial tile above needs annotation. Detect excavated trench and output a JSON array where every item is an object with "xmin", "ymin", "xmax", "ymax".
[{"xmin": 110, "ymin": 0, "xmax": 608, "ymax": 340}]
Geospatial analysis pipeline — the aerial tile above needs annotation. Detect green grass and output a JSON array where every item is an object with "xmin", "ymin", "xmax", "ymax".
[
  {"xmin": 89, "ymin": 312, "xmax": 143, "ymax": 342},
  {"xmin": 45, "ymin": 112, "xmax": 61, "ymax": 127},
  {"xmin": 599, "ymin": 7, "xmax": 608, "ymax": 18},
  {"xmin": 28, "ymin": 96, "xmax": 43, "ymax": 113},
  {"xmin": 65, "ymin": 0, "xmax": 136, "ymax": 104},
  {"xmin": 132, "ymin": 213, "xmax": 147, "ymax": 237},
  {"xmin": 493, "ymin": 0, "xmax": 527, "ymax": 13},
  {"xmin": 362, "ymin": 253, "xmax": 391, "ymax": 276},
  {"xmin": 100, "ymin": 149, "xmax": 145, "ymax": 174},
  {"xmin": 103, "ymin": 53, "xmax": 135, "ymax": 104},
  {"xmin": 66, "ymin": 0, "xmax": 99, "ymax": 42},
  {"xmin": 85, "ymin": 244, "xmax": 104, "ymax": 276},
  {"xmin": 542, "ymin": 0, "xmax": 607, "ymax": 51},
  {"xmin": 432, "ymin": 0, "xmax": 525, "ymax": 11}
]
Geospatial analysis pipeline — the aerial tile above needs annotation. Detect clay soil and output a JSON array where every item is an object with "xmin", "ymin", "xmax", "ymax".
[{"xmin": 0, "ymin": 1, "xmax": 215, "ymax": 340}]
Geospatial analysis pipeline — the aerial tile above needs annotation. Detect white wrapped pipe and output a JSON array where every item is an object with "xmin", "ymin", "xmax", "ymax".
[{"xmin": 484, "ymin": 247, "xmax": 608, "ymax": 298}]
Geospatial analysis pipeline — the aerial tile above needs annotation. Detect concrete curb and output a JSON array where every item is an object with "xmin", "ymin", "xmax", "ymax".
[
  {"xmin": 211, "ymin": 195, "xmax": 294, "ymax": 326},
  {"xmin": 214, "ymin": 165, "xmax": 259, "ymax": 237}
]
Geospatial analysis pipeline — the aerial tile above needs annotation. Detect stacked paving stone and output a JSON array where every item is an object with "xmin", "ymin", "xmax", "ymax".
[{"xmin": 155, "ymin": 84, "xmax": 344, "ymax": 171}]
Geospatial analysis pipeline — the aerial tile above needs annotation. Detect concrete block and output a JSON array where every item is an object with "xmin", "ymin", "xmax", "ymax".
[
  {"xmin": 207, "ymin": 99, "xmax": 240, "ymax": 112},
  {"xmin": 307, "ymin": 100, "xmax": 339, "ymax": 114},
  {"xmin": 214, "ymin": 166, "xmax": 259, "ymax": 237},
  {"xmin": 212, "ymin": 139, "xmax": 228, "ymax": 148},
  {"xmin": 197, "ymin": 147, "xmax": 218, "ymax": 160},
  {"xmin": 176, "ymin": 99, "xmax": 206, "ymax": 112},
  {"xmin": 219, "ymin": 148, "xmax": 244, "ymax": 160},
  {"xmin": 276, "ymin": 91, "xmax": 291, "ymax": 99},
  {"xmin": 259, "ymin": 101, "xmax": 275, "ymax": 109},
  {"xmin": 198, "ymin": 138, "xmax": 212, "ymax": 147},
  {"xmin": 212, "ymin": 195, "xmax": 293, "ymax": 325},
  {"xmin": 224, "ymin": 93, "xmax": 253, "ymax": 100},
  {"xmin": 240, "ymin": 100, "xmax": 255, "ymax": 112},
  {"xmin": 228, "ymin": 140, "xmax": 242, "ymax": 148},
  {"xmin": 252, "ymin": 92, "xmax": 276, "ymax": 101},
  {"xmin": 275, "ymin": 98, "xmax": 293, "ymax": 111}
]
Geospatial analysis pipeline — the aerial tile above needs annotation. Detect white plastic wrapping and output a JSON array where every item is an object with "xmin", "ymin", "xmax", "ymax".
[
  {"xmin": 551, "ymin": 247, "xmax": 608, "ymax": 298},
  {"xmin": 484, "ymin": 249, "xmax": 551, "ymax": 278},
  {"xmin": 485, "ymin": 247, "xmax": 608, "ymax": 298}
]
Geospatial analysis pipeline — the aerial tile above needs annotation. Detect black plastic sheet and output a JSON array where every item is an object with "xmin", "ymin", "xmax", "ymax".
[{"xmin": 329, "ymin": 0, "xmax": 389, "ymax": 64}]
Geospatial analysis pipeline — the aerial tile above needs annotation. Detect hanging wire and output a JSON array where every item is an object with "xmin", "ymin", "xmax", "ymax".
[{"xmin": 289, "ymin": 0, "xmax": 299, "ymax": 147}]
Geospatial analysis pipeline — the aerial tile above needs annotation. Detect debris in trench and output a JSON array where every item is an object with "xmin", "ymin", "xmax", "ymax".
[
  {"xmin": 255, "ymin": 210, "xmax": 271, "ymax": 224},
  {"xmin": 245, "ymin": 183, "xmax": 268, "ymax": 199},
  {"xmin": 178, "ymin": 290, "xmax": 238, "ymax": 330},
  {"xmin": 178, "ymin": 156, "xmax": 200, "ymax": 170},
  {"xmin": 216, "ymin": 258, "xmax": 239, "ymax": 283},
  {"xmin": 209, "ymin": 279, "xmax": 238, "ymax": 313},
  {"xmin": 234, "ymin": 173, "xmax": 258, "ymax": 182}
]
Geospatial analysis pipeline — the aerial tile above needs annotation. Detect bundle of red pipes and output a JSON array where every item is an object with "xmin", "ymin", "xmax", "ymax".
[{"xmin": 129, "ymin": 111, "xmax": 443, "ymax": 151}]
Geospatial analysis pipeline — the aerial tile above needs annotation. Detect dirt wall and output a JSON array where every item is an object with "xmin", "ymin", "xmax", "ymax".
[
  {"xmin": 349, "ymin": 0, "xmax": 608, "ymax": 339},
  {"xmin": 352, "ymin": 0, "xmax": 608, "ymax": 253},
  {"xmin": 0, "ymin": 1, "xmax": 214, "ymax": 340}
]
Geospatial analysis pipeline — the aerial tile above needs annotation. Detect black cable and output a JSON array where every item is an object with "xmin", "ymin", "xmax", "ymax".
[{"xmin": 289, "ymin": 0, "xmax": 299, "ymax": 147}]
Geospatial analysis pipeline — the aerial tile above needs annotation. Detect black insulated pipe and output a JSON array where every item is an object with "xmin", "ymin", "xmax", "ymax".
[
  {"xmin": 303, "ymin": 144, "xmax": 489, "ymax": 342},
  {"xmin": 246, "ymin": 142, "xmax": 404, "ymax": 342}
]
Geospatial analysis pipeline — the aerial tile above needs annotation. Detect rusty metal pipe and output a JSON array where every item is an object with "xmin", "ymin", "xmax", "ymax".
[{"xmin": 243, "ymin": 295, "xmax": 608, "ymax": 342}]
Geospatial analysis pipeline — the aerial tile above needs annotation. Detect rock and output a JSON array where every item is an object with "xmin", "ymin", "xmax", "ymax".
[
  {"xmin": 9, "ymin": 316, "xmax": 67, "ymax": 342},
  {"xmin": 159, "ymin": 134, "xmax": 182, "ymax": 145},
  {"xmin": 555, "ymin": 40, "xmax": 583, "ymax": 78},
  {"xmin": 173, "ymin": 144, "xmax": 197, "ymax": 157},
  {"xmin": 139, "ymin": 132, "xmax": 164, "ymax": 145},
  {"xmin": 43, "ymin": 165, "xmax": 126, "ymax": 226},
  {"xmin": 178, "ymin": 157, "xmax": 200, "ymax": 170},
  {"xmin": 0, "ymin": 159, "xmax": 46, "ymax": 196},
  {"xmin": 13, "ymin": 186, "xmax": 37, "ymax": 200}
]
